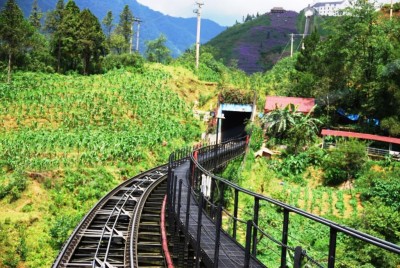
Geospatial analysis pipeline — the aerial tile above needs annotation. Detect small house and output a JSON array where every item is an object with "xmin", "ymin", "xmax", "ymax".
[{"xmin": 264, "ymin": 96, "xmax": 315, "ymax": 114}]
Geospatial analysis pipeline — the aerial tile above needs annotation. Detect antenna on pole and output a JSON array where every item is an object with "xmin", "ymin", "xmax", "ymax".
[{"xmin": 194, "ymin": 1, "xmax": 204, "ymax": 69}]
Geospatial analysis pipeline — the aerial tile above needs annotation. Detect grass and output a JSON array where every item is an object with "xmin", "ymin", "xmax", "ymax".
[{"xmin": 0, "ymin": 64, "xmax": 216, "ymax": 267}]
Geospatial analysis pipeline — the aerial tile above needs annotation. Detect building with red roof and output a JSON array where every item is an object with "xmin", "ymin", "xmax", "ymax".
[{"xmin": 264, "ymin": 96, "xmax": 315, "ymax": 114}]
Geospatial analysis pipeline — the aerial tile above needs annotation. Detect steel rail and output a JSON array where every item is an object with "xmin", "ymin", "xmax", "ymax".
[
  {"xmin": 129, "ymin": 170, "xmax": 168, "ymax": 267},
  {"xmin": 52, "ymin": 164, "xmax": 168, "ymax": 268}
]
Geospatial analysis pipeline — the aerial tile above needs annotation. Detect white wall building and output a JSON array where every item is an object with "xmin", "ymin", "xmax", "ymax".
[{"xmin": 311, "ymin": 0, "xmax": 349, "ymax": 16}]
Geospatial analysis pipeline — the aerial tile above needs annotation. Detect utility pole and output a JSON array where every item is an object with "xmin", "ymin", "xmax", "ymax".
[
  {"xmin": 390, "ymin": 0, "xmax": 393, "ymax": 20},
  {"xmin": 134, "ymin": 18, "xmax": 142, "ymax": 52},
  {"xmin": 290, "ymin": 33, "xmax": 308, "ymax": 57},
  {"xmin": 130, "ymin": 22, "xmax": 134, "ymax": 54},
  {"xmin": 194, "ymin": 2, "xmax": 204, "ymax": 69},
  {"xmin": 290, "ymin": 33, "xmax": 294, "ymax": 57}
]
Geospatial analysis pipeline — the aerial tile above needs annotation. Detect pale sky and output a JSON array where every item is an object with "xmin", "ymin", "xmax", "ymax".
[{"xmin": 136, "ymin": 0, "xmax": 391, "ymax": 26}]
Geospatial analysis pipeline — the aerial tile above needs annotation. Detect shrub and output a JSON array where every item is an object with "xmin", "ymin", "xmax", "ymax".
[
  {"xmin": 0, "ymin": 173, "xmax": 28, "ymax": 201},
  {"xmin": 246, "ymin": 123, "xmax": 264, "ymax": 151},
  {"xmin": 322, "ymin": 139, "xmax": 367, "ymax": 185},
  {"xmin": 49, "ymin": 214, "xmax": 81, "ymax": 249},
  {"xmin": 102, "ymin": 53, "xmax": 144, "ymax": 72}
]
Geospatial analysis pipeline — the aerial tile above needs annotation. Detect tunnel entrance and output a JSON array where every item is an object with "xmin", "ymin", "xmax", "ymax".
[
  {"xmin": 217, "ymin": 103, "xmax": 254, "ymax": 142},
  {"xmin": 221, "ymin": 111, "xmax": 252, "ymax": 141}
]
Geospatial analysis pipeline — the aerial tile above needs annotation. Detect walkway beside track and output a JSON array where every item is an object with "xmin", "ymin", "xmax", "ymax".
[{"xmin": 171, "ymin": 161, "xmax": 264, "ymax": 267}]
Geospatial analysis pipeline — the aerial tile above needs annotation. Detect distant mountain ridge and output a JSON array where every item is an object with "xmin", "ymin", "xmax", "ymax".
[{"xmin": 0, "ymin": 0, "xmax": 226, "ymax": 56}]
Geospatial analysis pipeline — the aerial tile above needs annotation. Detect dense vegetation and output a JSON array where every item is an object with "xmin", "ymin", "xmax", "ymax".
[
  {"xmin": 206, "ymin": 11, "xmax": 301, "ymax": 74},
  {"xmin": 0, "ymin": 0, "xmax": 225, "ymax": 57},
  {"xmin": 1, "ymin": 0, "xmax": 400, "ymax": 267},
  {"xmin": 0, "ymin": 67, "xmax": 207, "ymax": 266}
]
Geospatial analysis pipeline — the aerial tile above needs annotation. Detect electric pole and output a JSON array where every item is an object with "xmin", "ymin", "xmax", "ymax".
[
  {"xmin": 390, "ymin": 0, "xmax": 393, "ymax": 20},
  {"xmin": 194, "ymin": 2, "xmax": 204, "ymax": 69},
  {"xmin": 290, "ymin": 33, "xmax": 308, "ymax": 57},
  {"xmin": 130, "ymin": 22, "xmax": 134, "ymax": 54},
  {"xmin": 290, "ymin": 33, "xmax": 294, "ymax": 57},
  {"xmin": 134, "ymin": 18, "xmax": 142, "ymax": 52}
]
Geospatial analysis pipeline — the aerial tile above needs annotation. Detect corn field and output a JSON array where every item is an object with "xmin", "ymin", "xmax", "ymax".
[{"xmin": 0, "ymin": 68, "xmax": 202, "ymax": 267}]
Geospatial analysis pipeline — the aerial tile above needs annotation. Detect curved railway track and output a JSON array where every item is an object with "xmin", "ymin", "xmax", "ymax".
[{"xmin": 52, "ymin": 165, "xmax": 168, "ymax": 268}]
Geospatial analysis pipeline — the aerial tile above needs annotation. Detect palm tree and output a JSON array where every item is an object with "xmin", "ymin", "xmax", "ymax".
[
  {"xmin": 262, "ymin": 103, "xmax": 297, "ymax": 139},
  {"xmin": 263, "ymin": 104, "xmax": 321, "ymax": 153},
  {"xmin": 289, "ymin": 108, "xmax": 321, "ymax": 153}
]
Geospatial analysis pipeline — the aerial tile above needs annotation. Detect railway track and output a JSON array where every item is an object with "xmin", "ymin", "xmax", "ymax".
[{"xmin": 52, "ymin": 165, "xmax": 168, "ymax": 268}]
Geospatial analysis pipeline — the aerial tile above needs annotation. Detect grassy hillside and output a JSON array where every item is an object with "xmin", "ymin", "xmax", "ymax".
[
  {"xmin": 206, "ymin": 11, "xmax": 300, "ymax": 74},
  {"xmin": 0, "ymin": 65, "xmax": 216, "ymax": 267}
]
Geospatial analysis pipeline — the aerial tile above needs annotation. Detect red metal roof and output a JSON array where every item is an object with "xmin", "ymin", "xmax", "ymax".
[
  {"xmin": 264, "ymin": 96, "xmax": 315, "ymax": 114},
  {"xmin": 321, "ymin": 129, "xmax": 400, "ymax": 145}
]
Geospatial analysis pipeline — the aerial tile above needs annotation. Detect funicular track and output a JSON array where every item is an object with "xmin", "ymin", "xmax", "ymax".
[
  {"xmin": 53, "ymin": 135, "xmax": 400, "ymax": 268},
  {"xmin": 52, "ymin": 165, "xmax": 168, "ymax": 268}
]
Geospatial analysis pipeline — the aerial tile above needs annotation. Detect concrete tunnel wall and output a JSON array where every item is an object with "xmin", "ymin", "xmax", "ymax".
[{"xmin": 217, "ymin": 103, "xmax": 254, "ymax": 142}]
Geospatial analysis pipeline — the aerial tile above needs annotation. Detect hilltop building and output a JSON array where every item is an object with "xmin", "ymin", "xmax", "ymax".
[
  {"xmin": 271, "ymin": 7, "xmax": 286, "ymax": 13},
  {"xmin": 311, "ymin": 0, "xmax": 349, "ymax": 16}
]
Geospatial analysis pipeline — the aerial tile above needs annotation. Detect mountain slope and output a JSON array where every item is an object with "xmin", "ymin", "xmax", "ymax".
[
  {"xmin": 0, "ymin": 0, "xmax": 225, "ymax": 56},
  {"xmin": 206, "ymin": 11, "xmax": 300, "ymax": 74}
]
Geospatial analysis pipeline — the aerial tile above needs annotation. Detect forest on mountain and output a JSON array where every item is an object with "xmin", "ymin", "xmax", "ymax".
[
  {"xmin": 0, "ymin": 0, "xmax": 400, "ymax": 267},
  {"xmin": 0, "ymin": 0, "xmax": 226, "ymax": 56}
]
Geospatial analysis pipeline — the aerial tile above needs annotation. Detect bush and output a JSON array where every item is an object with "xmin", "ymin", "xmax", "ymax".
[
  {"xmin": 357, "ymin": 164, "xmax": 400, "ymax": 211},
  {"xmin": 49, "ymin": 214, "xmax": 81, "ymax": 249},
  {"xmin": 322, "ymin": 139, "xmax": 367, "ymax": 185},
  {"xmin": 102, "ymin": 53, "xmax": 144, "ymax": 73},
  {"xmin": 0, "ymin": 173, "xmax": 28, "ymax": 201},
  {"xmin": 246, "ymin": 123, "xmax": 264, "ymax": 151}
]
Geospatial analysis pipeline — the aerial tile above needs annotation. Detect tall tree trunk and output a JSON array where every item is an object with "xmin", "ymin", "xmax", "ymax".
[
  {"xmin": 7, "ymin": 51, "xmax": 12, "ymax": 83},
  {"xmin": 57, "ymin": 41, "xmax": 61, "ymax": 73}
]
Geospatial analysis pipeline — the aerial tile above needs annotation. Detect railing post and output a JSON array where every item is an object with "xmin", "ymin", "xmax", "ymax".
[
  {"xmin": 293, "ymin": 246, "xmax": 304, "ymax": 268},
  {"xmin": 167, "ymin": 170, "xmax": 175, "ymax": 235},
  {"xmin": 196, "ymin": 193, "xmax": 204, "ymax": 268},
  {"xmin": 252, "ymin": 197, "xmax": 260, "ymax": 256},
  {"xmin": 280, "ymin": 209, "xmax": 289, "ymax": 268},
  {"xmin": 328, "ymin": 228, "xmax": 337, "ymax": 268},
  {"xmin": 172, "ymin": 175, "xmax": 177, "ymax": 213},
  {"xmin": 244, "ymin": 220, "xmax": 252, "ymax": 267},
  {"xmin": 213, "ymin": 182, "xmax": 224, "ymax": 268},
  {"xmin": 209, "ymin": 178, "xmax": 216, "ymax": 219},
  {"xmin": 176, "ymin": 179, "xmax": 183, "ymax": 233},
  {"xmin": 185, "ymin": 173, "xmax": 192, "ymax": 245},
  {"xmin": 233, "ymin": 189, "xmax": 239, "ymax": 239}
]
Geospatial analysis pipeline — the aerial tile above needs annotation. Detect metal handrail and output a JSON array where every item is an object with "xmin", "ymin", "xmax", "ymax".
[
  {"xmin": 168, "ymin": 136, "xmax": 400, "ymax": 268},
  {"xmin": 189, "ymin": 149, "xmax": 400, "ymax": 254}
]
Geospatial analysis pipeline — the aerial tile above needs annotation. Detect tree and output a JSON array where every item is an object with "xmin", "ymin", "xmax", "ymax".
[
  {"xmin": 102, "ymin": 10, "xmax": 113, "ymax": 51},
  {"xmin": 145, "ymin": 34, "xmax": 172, "ymax": 64},
  {"xmin": 102, "ymin": 11, "xmax": 114, "ymax": 38},
  {"xmin": 58, "ymin": 0, "xmax": 81, "ymax": 71},
  {"xmin": 29, "ymin": 0, "xmax": 42, "ymax": 30},
  {"xmin": 45, "ymin": 0, "xmax": 64, "ymax": 72},
  {"xmin": 78, "ymin": 9, "xmax": 105, "ymax": 74},
  {"xmin": 287, "ymin": 109, "xmax": 321, "ymax": 154},
  {"xmin": 262, "ymin": 104, "xmax": 321, "ymax": 153},
  {"xmin": 322, "ymin": 139, "xmax": 367, "ymax": 185},
  {"xmin": 118, "ymin": 5, "xmax": 133, "ymax": 51},
  {"xmin": 0, "ymin": 0, "xmax": 34, "ymax": 82},
  {"xmin": 262, "ymin": 104, "xmax": 297, "ymax": 139},
  {"xmin": 109, "ymin": 32, "xmax": 127, "ymax": 54}
]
